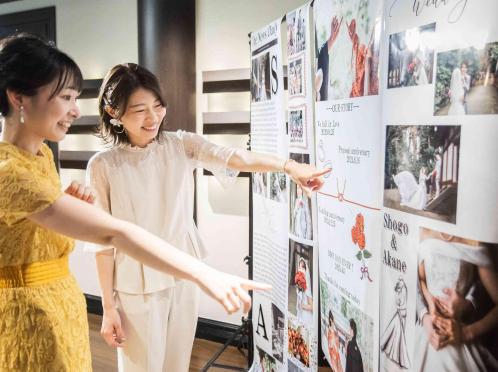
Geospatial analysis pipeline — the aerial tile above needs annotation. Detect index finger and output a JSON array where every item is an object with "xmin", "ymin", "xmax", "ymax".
[
  {"xmin": 66, "ymin": 180, "xmax": 79, "ymax": 193},
  {"xmin": 311, "ymin": 168, "xmax": 332, "ymax": 178},
  {"xmin": 241, "ymin": 279, "xmax": 272, "ymax": 291},
  {"xmin": 234, "ymin": 286, "xmax": 252, "ymax": 314}
]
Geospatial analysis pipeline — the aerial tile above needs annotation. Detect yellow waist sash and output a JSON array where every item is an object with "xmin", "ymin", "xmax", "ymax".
[{"xmin": 0, "ymin": 256, "xmax": 69, "ymax": 288}]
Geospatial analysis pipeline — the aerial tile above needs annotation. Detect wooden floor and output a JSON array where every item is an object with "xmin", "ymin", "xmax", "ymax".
[
  {"xmin": 90, "ymin": 313, "xmax": 249, "ymax": 371},
  {"xmin": 89, "ymin": 313, "xmax": 331, "ymax": 371}
]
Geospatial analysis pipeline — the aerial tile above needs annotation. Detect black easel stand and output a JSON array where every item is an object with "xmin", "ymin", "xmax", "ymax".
[
  {"xmin": 201, "ymin": 137, "xmax": 255, "ymax": 372},
  {"xmin": 200, "ymin": 310, "xmax": 251, "ymax": 371}
]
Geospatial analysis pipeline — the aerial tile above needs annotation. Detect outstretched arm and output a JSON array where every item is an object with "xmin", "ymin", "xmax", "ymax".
[
  {"xmin": 29, "ymin": 194, "xmax": 270, "ymax": 314},
  {"xmin": 227, "ymin": 150, "xmax": 330, "ymax": 195},
  {"xmin": 327, "ymin": 16, "xmax": 343, "ymax": 50}
]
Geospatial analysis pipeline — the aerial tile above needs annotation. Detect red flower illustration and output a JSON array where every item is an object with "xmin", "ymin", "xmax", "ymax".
[
  {"xmin": 357, "ymin": 233, "xmax": 366, "ymax": 250},
  {"xmin": 351, "ymin": 213, "xmax": 365, "ymax": 249},
  {"xmin": 355, "ymin": 213, "xmax": 364, "ymax": 229}
]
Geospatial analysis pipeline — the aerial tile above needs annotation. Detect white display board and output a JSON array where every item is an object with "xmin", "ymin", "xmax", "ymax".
[
  {"xmin": 250, "ymin": 1, "xmax": 498, "ymax": 371},
  {"xmin": 250, "ymin": 18, "xmax": 288, "ymax": 372},
  {"xmin": 287, "ymin": 4, "xmax": 320, "ymax": 372},
  {"xmin": 379, "ymin": 1, "xmax": 498, "ymax": 371},
  {"xmin": 314, "ymin": 1, "xmax": 383, "ymax": 372}
]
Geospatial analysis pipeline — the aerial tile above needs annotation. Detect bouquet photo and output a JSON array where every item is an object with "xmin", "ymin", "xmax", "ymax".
[
  {"xmin": 288, "ymin": 324, "xmax": 310, "ymax": 367},
  {"xmin": 294, "ymin": 270, "xmax": 307, "ymax": 292}
]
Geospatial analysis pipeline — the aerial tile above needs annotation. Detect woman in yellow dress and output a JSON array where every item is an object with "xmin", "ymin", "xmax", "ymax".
[{"xmin": 0, "ymin": 33, "xmax": 278, "ymax": 371}]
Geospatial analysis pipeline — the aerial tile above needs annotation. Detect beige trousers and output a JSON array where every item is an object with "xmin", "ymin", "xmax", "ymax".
[{"xmin": 116, "ymin": 280, "xmax": 200, "ymax": 372}]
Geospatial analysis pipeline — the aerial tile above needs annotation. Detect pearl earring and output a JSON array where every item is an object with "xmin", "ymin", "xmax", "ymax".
[{"xmin": 20, "ymin": 105, "xmax": 25, "ymax": 124}]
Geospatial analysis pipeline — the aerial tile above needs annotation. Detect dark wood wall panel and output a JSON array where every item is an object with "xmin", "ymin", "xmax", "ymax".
[{"xmin": 138, "ymin": 0, "xmax": 196, "ymax": 133}]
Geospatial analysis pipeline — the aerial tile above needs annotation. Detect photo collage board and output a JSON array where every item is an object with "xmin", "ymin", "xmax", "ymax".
[{"xmin": 251, "ymin": 1, "xmax": 498, "ymax": 371}]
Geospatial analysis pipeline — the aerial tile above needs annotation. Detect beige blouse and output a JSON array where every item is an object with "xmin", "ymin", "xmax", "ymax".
[{"xmin": 86, "ymin": 130, "xmax": 239, "ymax": 294}]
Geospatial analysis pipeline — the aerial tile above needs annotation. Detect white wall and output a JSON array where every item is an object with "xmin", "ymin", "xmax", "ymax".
[
  {"xmin": 0, "ymin": 0, "xmax": 138, "ymax": 79},
  {"xmin": 0, "ymin": 0, "xmax": 138, "ymax": 296},
  {"xmin": 195, "ymin": 0, "xmax": 308, "ymax": 324}
]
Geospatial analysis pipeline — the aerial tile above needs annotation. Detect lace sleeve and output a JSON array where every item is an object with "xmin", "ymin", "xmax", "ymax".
[
  {"xmin": 84, "ymin": 154, "xmax": 113, "ymax": 253},
  {"xmin": 178, "ymin": 130, "xmax": 240, "ymax": 188},
  {"xmin": 0, "ymin": 159, "xmax": 62, "ymax": 226}
]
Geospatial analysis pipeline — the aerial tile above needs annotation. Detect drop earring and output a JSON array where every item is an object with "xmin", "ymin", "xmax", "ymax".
[
  {"xmin": 110, "ymin": 118, "xmax": 125, "ymax": 134},
  {"xmin": 20, "ymin": 105, "xmax": 25, "ymax": 124}
]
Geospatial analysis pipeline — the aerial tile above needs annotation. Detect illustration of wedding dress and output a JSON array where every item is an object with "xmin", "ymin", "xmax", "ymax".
[
  {"xmin": 296, "ymin": 268, "xmax": 313, "ymax": 324},
  {"xmin": 381, "ymin": 278, "xmax": 411, "ymax": 369},
  {"xmin": 292, "ymin": 194, "xmax": 312, "ymax": 240},
  {"xmin": 448, "ymin": 68, "xmax": 466, "ymax": 115},
  {"xmin": 393, "ymin": 170, "xmax": 427, "ymax": 210},
  {"xmin": 414, "ymin": 238, "xmax": 498, "ymax": 372}
]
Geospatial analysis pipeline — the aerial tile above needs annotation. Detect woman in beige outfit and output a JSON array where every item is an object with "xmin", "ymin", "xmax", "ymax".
[{"xmin": 88, "ymin": 64, "xmax": 329, "ymax": 372}]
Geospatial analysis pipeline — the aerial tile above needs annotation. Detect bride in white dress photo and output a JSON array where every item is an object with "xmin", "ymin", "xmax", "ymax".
[
  {"xmin": 447, "ymin": 67, "xmax": 466, "ymax": 115},
  {"xmin": 296, "ymin": 258, "xmax": 313, "ymax": 325},
  {"xmin": 414, "ymin": 228, "xmax": 498, "ymax": 372},
  {"xmin": 392, "ymin": 167, "xmax": 428, "ymax": 210},
  {"xmin": 292, "ymin": 186, "xmax": 312, "ymax": 240}
]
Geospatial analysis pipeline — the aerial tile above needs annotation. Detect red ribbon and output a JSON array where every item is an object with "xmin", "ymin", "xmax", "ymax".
[{"xmin": 360, "ymin": 265, "xmax": 372, "ymax": 282}]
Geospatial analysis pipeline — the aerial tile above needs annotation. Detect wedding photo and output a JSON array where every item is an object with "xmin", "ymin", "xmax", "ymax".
[
  {"xmin": 289, "ymin": 108, "xmax": 306, "ymax": 147},
  {"xmin": 289, "ymin": 153, "xmax": 313, "ymax": 241},
  {"xmin": 387, "ymin": 23, "xmax": 436, "ymax": 89},
  {"xmin": 269, "ymin": 172, "xmax": 287, "ymax": 203},
  {"xmin": 288, "ymin": 359, "xmax": 305, "ymax": 372},
  {"xmin": 253, "ymin": 171, "xmax": 268, "ymax": 197},
  {"xmin": 314, "ymin": 0, "xmax": 381, "ymax": 101},
  {"xmin": 271, "ymin": 303, "xmax": 285, "ymax": 363},
  {"xmin": 414, "ymin": 227, "xmax": 498, "ymax": 371},
  {"xmin": 384, "ymin": 125, "xmax": 461, "ymax": 223},
  {"xmin": 320, "ymin": 278, "xmax": 374, "ymax": 372},
  {"xmin": 254, "ymin": 347, "xmax": 277, "ymax": 372},
  {"xmin": 287, "ymin": 7, "xmax": 307, "ymax": 56},
  {"xmin": 288, "ymin": 318, "xmax": 311, "ymax": 368},
  {"xmin": 434, "ymin": 41, "xmax": 498, "ymax": 115},
  {"xmin": 251, "ymin": 52, "xmax": 271, "ymax": 103},
  {"xmin": 288, "ymin": 240, "xmax": 314, "ymax": 325},
  {"xmin": 289, "ymin": 57, "xmax": 305, "ymax": 96}
]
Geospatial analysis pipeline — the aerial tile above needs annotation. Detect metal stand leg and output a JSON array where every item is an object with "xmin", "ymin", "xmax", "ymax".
[
  {"xmin": 201, "ymin": 135, "xmax": 255, "ymax": 371},
  {"xmin": 200, "ymin": 317, "xmax": 251, "ymax": 372}
]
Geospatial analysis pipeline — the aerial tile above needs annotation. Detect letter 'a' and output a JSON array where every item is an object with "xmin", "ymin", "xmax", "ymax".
[{"xmin": 255, "ymin": 304, "xmax": 269, "ymax": 340}]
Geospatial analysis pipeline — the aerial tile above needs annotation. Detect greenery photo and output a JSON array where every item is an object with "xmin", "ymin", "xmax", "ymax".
[
  {"xmin": 384, "ymin": 125, "xmax": 461, "ymax": 223},
  {"xmin": 434, "ymin": 42, "xmax": 498, "ymax": 115}
]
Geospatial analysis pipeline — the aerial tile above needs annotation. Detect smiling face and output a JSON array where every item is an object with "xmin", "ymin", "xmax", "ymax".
[
  {"xmin": 118, "ymin": 87, "xmax": 166, "ymax": 147},
  {"xmin": 21, "ymin": 81, "xmax": 81, "ymax": 142},
  {"xmin": 298, "ymin": 258, "xmax": 306, "ymax": 272}
]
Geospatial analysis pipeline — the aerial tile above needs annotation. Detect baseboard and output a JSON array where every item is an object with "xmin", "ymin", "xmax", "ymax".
[
  {"xmin": 85, "ymin": 294, "xmax": 247, "ymax": 346},
  {"xmin": 85, "ymin": 294, "xmax": 103, "ymax": 315},
  {"xmin": 195, "ymin": 316, "xmax": 248, "ymax": 346}
]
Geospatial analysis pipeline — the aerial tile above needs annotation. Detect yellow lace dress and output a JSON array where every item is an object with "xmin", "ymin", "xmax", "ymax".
[{"xmin": 0, "ymin": 142, "xmax": 91, "ymax": 371}]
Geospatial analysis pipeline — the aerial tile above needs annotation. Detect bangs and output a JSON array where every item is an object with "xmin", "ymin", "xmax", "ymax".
[{"xmin": 49, "ymin": 54, "xmax": 83, "ymax": 98}]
